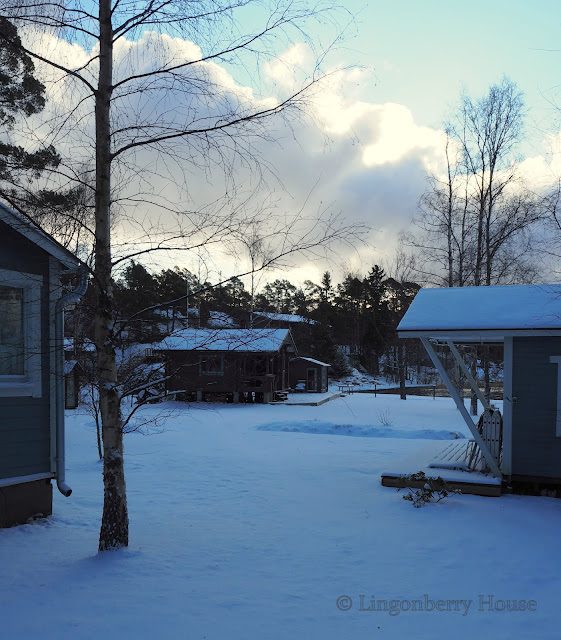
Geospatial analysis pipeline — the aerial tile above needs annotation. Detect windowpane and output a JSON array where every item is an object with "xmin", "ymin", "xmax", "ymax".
[
  {"xmin": 0, "ymin": 286, "xmax": 24, "ymax": 375},
  {"xmin": 200, "ymin": 355, "xmax": 223, "ymax": 375}
]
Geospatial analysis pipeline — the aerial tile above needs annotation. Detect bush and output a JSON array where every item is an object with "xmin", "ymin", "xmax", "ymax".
[
  {"xmin": 397, "ymin": 471, "xmax": 460, "ymax": 507},
  {"xmin": 377, "ymin": 408, "xmax": 393, "ymax": 426}
]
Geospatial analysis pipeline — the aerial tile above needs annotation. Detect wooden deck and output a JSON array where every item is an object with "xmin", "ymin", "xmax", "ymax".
[
  {"xmin": 380, "ymin": 438, "xmax": 503, "ymax": 497},
  {"xmin": 427, "ymin": 439, "xmax": 478, "ymax": 471},
  {"xmin": 381, "ymin": 473, "xmax": 502, "ymax": 497}
]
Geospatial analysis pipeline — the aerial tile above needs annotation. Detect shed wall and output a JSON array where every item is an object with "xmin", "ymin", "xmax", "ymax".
[
  {"xmin": 511, "ymin": 336, "xmax": 561, "ymax": 479},
  {"xmin": 289, "ymin": 360, "xmax": 329, "ymax": 393}
]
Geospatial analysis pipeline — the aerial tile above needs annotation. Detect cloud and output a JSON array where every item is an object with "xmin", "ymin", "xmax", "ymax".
[
  {"xmin": 18, "ymin": 29, "xmax": 561, "ymax": 286},
  {"xmin": 361, "ymin": 103, "xmax": 445, "ymax": 168}
]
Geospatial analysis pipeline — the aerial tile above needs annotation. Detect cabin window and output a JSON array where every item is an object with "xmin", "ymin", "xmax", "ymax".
[
  {"xmin": 199, "ymin": 355, "xmax": 224, "ymax": 376},
  {"xmin": 0, "ymin": 269, "xmax": 42, "ymax": 397},
  {"xmin": 0, "ymin": 286, "xmax": 24, "ymax": 375},
  {"xmin": 243, "ymin": 356, "xmax": 267, "ymax": 376}
]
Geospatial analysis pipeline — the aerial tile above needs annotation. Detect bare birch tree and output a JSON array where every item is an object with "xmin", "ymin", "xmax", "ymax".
[
  {"xmin": 408, "ymin": 77, "xmax": 542, "ymax": 288},
  {"xmin": 0, "ymin": 0, "xmax": 360, "ymax": 550},
  {"xmin": 406, "ymin": 77, "xmax": 544, "ymax": 413}
]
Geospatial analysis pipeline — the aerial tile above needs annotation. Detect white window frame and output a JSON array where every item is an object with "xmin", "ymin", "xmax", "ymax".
[{"xmin": 0, "ymin": 268, "xmax": 42, "ymax": 398}]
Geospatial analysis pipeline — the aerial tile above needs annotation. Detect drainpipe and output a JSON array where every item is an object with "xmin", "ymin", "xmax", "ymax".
[{"xmin": 55, "ymin": 272, "xmax": 89, "ymax": 496}]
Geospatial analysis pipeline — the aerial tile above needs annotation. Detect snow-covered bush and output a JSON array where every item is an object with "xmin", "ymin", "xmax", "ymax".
[{"xmin": 397, "ymin": 471, "xmax": 460, "ymax": 507}]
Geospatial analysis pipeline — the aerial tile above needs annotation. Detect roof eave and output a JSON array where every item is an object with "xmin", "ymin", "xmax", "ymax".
[
  {"xmin": 0, "ymin": 202, "xmax": 83, "ymax": 271},
  {"xmin": 399, "ymin": 328, "xmax": 561, "ymax": 342}
]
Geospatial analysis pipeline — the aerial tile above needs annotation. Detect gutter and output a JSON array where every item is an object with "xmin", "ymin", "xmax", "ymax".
[{"xmin": 54, "ymin": 272, "xmax": 89, "ymax": 496}]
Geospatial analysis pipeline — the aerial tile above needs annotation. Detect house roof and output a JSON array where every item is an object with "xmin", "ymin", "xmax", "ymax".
[
  {"xmin": 64, "ymin": 338, "xmax": 96, "ymax": 352},
  {"xmin": 0, "ymin": 201, "xmax": 82, "ymax": 271},
  {"xmin": 398, "ymin": 284, "xmax": 561, "ymax": 341},
  {"xmin": 292, "ymin": 357, "xmax": 331, "ymax": 367},
  {"xmin": 63, "ymin": 360, "xmax": 82, "ymax": 375},
  {"xmin": 208, "ymin": 311, "xmax": 237, "ymax": 328},
  {"xmin": 253, "ymin": 311, "xmax": 315, "ymax": 325},
  {"xmin": 155, "ymin": 328, "xmax": 294, "ymax": 352}
]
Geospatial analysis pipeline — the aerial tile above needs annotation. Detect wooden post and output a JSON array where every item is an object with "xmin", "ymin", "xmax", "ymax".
[
  {"xmin": 446, "ymin": 340, "xmax": 489, "ymax": 410},
  {"xmin": 421, "ymin": 338, "xmax": 502, "ymax": 477}
]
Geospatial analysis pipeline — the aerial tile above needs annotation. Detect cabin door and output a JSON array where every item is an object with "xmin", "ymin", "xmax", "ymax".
[{"xmin": 306, "ymin": 368, "xmax": 317, "ymax": 392}]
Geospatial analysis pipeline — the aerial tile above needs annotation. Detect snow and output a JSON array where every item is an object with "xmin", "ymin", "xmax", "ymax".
[
  {"xmin": 398, "ymin": 284, "xmax": 561, "ymax": 333},
  {"xmin": 2, "ymin": 394, "xmax": 561, "ymax": 639},
  {"xmin": 64, "ymin": 337, "xmax": 96, "ymax": 352},
  {"xmin": 293, "ymin": 356, "xmax": 331, "ymax": 367},
  {"xmin": 63, "ymin": 359, "xmax": 79, "ymax": 375},
  {"xmin": 253, "ymin": 311, "xmax": 315, "ymax": 324},
  {"xmin": 154, "ymin": 328, "xmax": 291, "ymax": 352},
  {"xmin": 257, "ymin": 420, "xmax": 463, "ymax": 440},
  {"xmin": 207, "ymin": 311, "xmax": 237, "ymax": 328}
]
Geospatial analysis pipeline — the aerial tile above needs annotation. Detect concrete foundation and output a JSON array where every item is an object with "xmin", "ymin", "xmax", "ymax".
[{"xmin": 0, "ymin": 479, "xmax": 53, "ymax": 527}]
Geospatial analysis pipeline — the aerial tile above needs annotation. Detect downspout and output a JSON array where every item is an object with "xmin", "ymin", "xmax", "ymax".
[{"xmin": 55, "ymin": 272, "xmax": 89, "ymax": 496}]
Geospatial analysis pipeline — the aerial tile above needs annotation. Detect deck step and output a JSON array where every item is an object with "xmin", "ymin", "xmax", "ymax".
[{"xmin": 428, "ymin": 439, "xmax": 478, "ymax": 471}]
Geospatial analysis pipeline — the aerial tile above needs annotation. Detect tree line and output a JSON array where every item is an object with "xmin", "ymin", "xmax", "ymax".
[{"xmin": 70, "ymin": 260, "xmax": 423, "ymax": 385}]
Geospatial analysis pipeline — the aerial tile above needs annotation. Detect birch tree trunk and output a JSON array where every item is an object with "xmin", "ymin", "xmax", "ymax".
[{"xmin": 95, "ymin": 0, "xmax": 129, "ymax": 551}]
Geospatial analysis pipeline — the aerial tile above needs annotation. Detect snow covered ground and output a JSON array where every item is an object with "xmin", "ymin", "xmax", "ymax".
[{"xmin": 2, "ymin": 394, "xmax": 560, "ymax": 639}]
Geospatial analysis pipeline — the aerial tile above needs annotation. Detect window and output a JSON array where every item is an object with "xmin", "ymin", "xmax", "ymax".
[
  {"xmin": 0, "ymin": 269, "xmax": 42, "ymax": 397},
  {"xmin": 243, "ymin": 356, "xmax": 267, "ymax": 376},
  {"xmin": 199, "ymin": 354, "xmax": 224, "ymax": 376},
  {"xmin": 0, "ymin": 286, "xmax": 24, "ymax": 375}
]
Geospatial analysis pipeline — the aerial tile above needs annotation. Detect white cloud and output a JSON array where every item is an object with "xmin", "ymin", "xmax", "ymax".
[
  {"xmin": 361, "ymin": 103, "xmax": 445, "ymax": 168},
  {"xmin": 18, "ymin": 30, "xmax": 561, "ymax": 286}
]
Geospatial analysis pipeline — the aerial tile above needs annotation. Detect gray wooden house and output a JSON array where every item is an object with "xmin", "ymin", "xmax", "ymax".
[
  {"xmin": 0, "ymin": 203, "xmax": 86, "ymax": 526},
  {"xmin": 392, "ymin": 284, "xmax": 561, "ymax": 493},
  {"xmin": 154, "ymin": 328, "xmax": 296, "ymax": 403},
  {"xmin": 289, "ymin": 357, "xmax": 330, "ymax": 392}
]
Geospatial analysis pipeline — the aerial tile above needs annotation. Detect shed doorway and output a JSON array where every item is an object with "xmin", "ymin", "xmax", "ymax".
[{"xmin": 306, "ymin": 368, "xmax": 317, "ymax": 392}]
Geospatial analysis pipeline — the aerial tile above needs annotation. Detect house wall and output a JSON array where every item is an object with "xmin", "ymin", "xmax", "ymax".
[
  {"xmin": 511, "ymin": 336, "xmax": 561, "ymax": 480},
  {"xmin": 0, "ymin": 222, "xmax": 52, "ymax": 484},
  {"xmin": 161, "ymin": 349, "xmax": 287, "ymax": 400}
]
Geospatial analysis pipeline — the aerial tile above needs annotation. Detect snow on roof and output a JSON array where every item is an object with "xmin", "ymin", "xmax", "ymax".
[
  {"xmin": 254, "ymin": 311, "xmax": 315, "ymax": 324},
  {"xmin": 398, "ymin": 284, "xmax": 561, "ymax": 337},
  {"xmin": 64, "ymin": 338, "xmax": 96, "ymax": 352},
  {"xmin": 208, "ymin": 311, "xmax": 237, "ymax": 328},
  {"xmin": 63, "ymin": 360, "xmax": 80, "ymax": 375},
  {"xmin": 293, "ymin": 357, "xmax": 331, "ymax": 367},
  {"xmin": 155, "ymin": 328, "xmax": 292, "ymax": 352},
  {"xmin": 153, "ymin": 307, "xmax": 199, "ymax": 318}
]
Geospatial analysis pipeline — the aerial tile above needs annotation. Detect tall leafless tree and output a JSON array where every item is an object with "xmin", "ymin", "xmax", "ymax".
[
  {"xmin": 406, "ymin": 77, "xmax": 544, "ymax": 413},
  {"xmin": 0, "ymin": 0, "xmax": 362, "ymax": 550}
]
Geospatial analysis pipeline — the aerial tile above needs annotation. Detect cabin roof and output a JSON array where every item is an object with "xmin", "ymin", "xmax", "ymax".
[
  {"xmin": 0, "ymin": 201, "xmax": 82, "ymax": 270},
  {"xmin": 398, "ymin": 284, "xmax": 561, "ymax": 341},
  {"xmin": 155, "ymin": 328, "xmax": 293, "ymax": 352}
]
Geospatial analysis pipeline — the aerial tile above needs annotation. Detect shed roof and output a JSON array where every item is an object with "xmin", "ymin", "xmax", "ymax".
[
  {"xmin": 0, "ymin": 201, "xmax": 82, "ymax": 271},
  {"xmin": 155, "ymin": 328, "xmax": 293, "ymax": 352},
  {"xmin": 398, "ymin": 284, "xmax": 561, "ymax": 341},
  {"xmin": 292, "ymin": 357, "xmax": 331, "ymax": 367}
]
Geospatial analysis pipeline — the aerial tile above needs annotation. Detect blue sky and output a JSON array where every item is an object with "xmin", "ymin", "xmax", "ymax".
[{"xmin": 340, "ymin": 0, "xmax": 560, "ymax": 146}]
